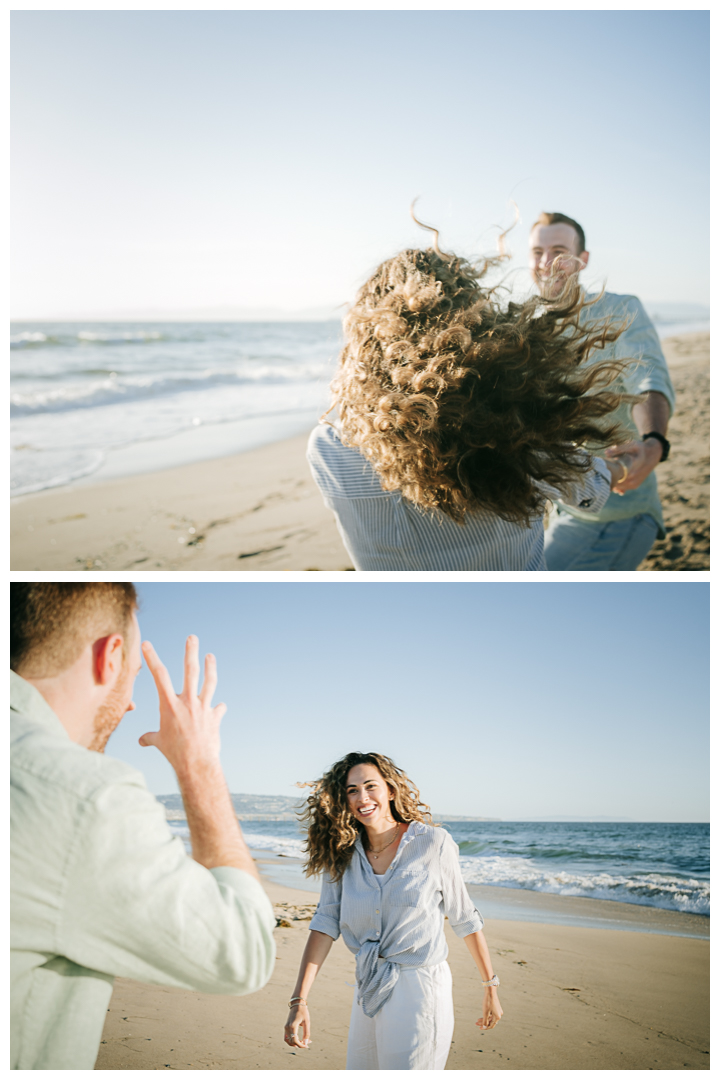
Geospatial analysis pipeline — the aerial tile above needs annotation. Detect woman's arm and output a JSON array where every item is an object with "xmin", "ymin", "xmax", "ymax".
[
  {"xmin": 283, "ymin": 930, "xmax": 335, "ymax": 1050},
  {"xmin": 464, "ymin": 930, "xmax": 503, "ymax": 1031}
]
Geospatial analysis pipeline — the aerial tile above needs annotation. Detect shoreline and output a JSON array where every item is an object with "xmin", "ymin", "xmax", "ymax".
[
  {"xmin": 94, "ymin": 864, "xmax": 710, "ymax": 1071},
  {"xmin": 10, "ymin": 328, "xmax": 704, "ymax": 500},
  {"xmin": 255, "ymin": 852, "xmax": 709, "ymax": 939},
  {"xmin": 11, "ymin": 331, "xmax": 709, "ymax": 571}
]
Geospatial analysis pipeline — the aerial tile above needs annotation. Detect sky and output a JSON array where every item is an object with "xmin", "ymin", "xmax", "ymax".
[
  {"xmin": 105, "ymin": 581, "xmax": 710, "ymax": 822},
  {"xmin": 11, "ymin": 9, "xmax": 709, "ymax": 318}
]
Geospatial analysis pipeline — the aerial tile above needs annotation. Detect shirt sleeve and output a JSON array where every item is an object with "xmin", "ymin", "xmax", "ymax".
[
  {"xmin": 538, "ymin": 456, "xmax": 612, "ymax": 512},
  {"xmin": 308, "ymin": 872, "xmax": 342, "ymax": 939},
  {"xmin": 613, "ymin": 296, "xmax": 676, "ymax": 415},
  {"xmin": 58, "ymin": 775, "xmax": 276, "ymax": 995},
  {"xmin": 438, "ymin": 833, "xmax": 484, "ymax": 938}
]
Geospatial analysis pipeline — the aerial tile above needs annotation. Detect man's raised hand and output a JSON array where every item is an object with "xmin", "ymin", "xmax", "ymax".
[{"xmin": 139, "ymin": 636, "xmax": 227, "ymax": 776}]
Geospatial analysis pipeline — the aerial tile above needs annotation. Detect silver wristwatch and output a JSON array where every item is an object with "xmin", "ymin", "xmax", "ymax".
[{"xmin": 482, "ymin": 975, "xmax": 500, "ymax": 988}]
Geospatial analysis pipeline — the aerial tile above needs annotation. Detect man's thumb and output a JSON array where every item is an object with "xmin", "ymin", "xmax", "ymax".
[{"xmin": 139, "ymin": 730, "xmax": 160, "ymax": 748}]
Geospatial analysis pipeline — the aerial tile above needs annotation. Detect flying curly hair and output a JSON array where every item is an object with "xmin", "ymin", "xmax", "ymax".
[
  {"xmin": 298, "ymin": 752, "xmax": 435, "ymax": 882},
  {"xmin": 329, "ymin": 246, "xmax": 634, "ymax": 525}
]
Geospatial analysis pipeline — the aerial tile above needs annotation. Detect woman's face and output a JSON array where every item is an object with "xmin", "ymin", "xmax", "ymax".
[{"xmin": 346, "ymin": 763, "xmax": 394, "ymax": 828}]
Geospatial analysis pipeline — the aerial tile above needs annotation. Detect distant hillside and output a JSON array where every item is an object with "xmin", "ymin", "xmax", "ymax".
[{"xmin": 157, "ymin": 793, "xmax": 305, "ymax": 821}]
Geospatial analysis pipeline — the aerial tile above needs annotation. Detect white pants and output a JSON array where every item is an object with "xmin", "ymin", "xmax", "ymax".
[{"xmin": 346, "ymin": 961, "xmax": 454, "ymax": 1070}]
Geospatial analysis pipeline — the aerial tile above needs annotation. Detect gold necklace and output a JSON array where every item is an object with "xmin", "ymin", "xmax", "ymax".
[{"xmin": 367, "ymin": 823, "xmax": 401, "ymax": 860}]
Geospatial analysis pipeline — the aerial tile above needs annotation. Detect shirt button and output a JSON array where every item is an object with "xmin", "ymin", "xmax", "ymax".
[
  {"xmin": 375, "ymin": 910, "xmax": 379, "ymax": 914},
  {"xmin": 579, "ymin": 499, "xmax": 592, "ymax": 508}
]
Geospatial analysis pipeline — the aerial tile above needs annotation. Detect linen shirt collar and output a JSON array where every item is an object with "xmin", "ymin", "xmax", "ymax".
[
  {"xmin": 10, "ymin": 669, "xmax": 70, "ymax": 741},
  {"xmin": 354, "ymin": 819, "xmax": 429, "ymax": 878}
]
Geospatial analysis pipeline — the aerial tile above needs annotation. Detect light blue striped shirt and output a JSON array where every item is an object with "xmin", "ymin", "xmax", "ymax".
[
  {"xmin": 309, "ymin": 821, "xmax": 483, "ymax": 1017},
  {"xmin": 307, "ymin": 424, "xmax": 612, "ymax": 571}
]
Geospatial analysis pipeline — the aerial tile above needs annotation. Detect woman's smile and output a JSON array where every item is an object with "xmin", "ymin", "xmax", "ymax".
[{"xmin": 346, "ymin": 764, "xmax": 394, "ymax": 831}]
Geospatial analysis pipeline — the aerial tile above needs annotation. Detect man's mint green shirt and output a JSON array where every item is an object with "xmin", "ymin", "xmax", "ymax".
[
  {"xmin": 555, "ymin": 292, "xmax": 676, "ymax": 537},
  {"xmin": 10, "ymin": 672, "xmax": 276, "ymax": 1070}
]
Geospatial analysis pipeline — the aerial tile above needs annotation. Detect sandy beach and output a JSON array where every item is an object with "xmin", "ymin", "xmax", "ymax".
[
  {"xmin": 11, "ymin": 332, "xmax": 709, "ymax": 572},
  {"xmin": 94, "ymin": 866, "xmax": 709, "ymax": 1071}
]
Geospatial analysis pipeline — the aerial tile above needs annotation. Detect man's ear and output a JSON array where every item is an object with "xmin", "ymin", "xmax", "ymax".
[
  {"xmin": 92, "ymin": 634, "xmax": 125, "ymax": 686},
  {"xmin": 579, "ymin": 250, "xmax": 589, "ymax": 270}
]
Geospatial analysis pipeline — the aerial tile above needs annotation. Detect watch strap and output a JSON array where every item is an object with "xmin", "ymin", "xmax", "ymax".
[{"xmin": 642, "ymin": 431, "xmax": 670, "ymax": 462}]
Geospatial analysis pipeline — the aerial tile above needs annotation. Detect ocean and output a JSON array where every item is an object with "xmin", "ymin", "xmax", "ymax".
[
  {"xmin": 10, "ymin": 314, "xmax": 708, "ymax": 497},
  {"xmin": 168, "ymin": 818, "xmax": 709, "ymax": 918},
  {"xmin": 10, "ymin": 320, "xmax": 342, "ymax": 496}
]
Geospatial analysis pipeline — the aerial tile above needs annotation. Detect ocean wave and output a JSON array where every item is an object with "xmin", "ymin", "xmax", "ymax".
[
  {"xmin": 162, "ymin": 823, "xmax": 709, "ymax": 916},
  {"xmin": 167, "ymin": 825, "xmax": 306, "ymax": 861},
  {"xmin": 458, "ymin": 855, "xmax": 709, "ymax": 915},
  {"xmin": 77, "ymin": 330, "xmax": 164, "ymax": 343},
  {"xmin": 11, "ymin": 332, "xmax": 53, "ymax": 348},
  {"xmin": 242, "ymin": 832, "xmax": 307, "ymax": 860},
  {"xmin": 10, "ymin": 366, "xmax": 329, "ymax": 416},
  {"xmin": 10, "ymin": 447, "xmax": 105, "ymax": 496}
]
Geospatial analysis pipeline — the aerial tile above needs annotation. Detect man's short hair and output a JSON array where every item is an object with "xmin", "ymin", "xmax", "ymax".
[
  {"xmin": 11, "ymin": 583, "xmax": 138, "ymax": 678},
  {"xmin": 532, "ymin": 212, "xmax": 586, "ymax": 255}
]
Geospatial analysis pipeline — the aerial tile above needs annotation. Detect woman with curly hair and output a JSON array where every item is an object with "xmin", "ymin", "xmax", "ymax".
[
  {"xmin": 283, "ymin": 751, "xmax": 502, "ymax": 1070},
  {"xmin": 307, "ymin": 238, "xmax": 635, "ymax": 569}
]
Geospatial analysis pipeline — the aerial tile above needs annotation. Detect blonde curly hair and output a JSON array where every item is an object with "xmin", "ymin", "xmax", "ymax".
[
  {"xmin": 299, "ymin": 752, "xmax": 434, "ymax": 882},
  {"xmin": 330, "ymin": 247, "xmax": 632, "ymax": 525}
]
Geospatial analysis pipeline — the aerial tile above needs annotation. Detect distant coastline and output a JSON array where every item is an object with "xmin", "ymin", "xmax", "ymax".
[{"xmin": 156, "ymin": 794, "xmax": 704, "ymax": 825}]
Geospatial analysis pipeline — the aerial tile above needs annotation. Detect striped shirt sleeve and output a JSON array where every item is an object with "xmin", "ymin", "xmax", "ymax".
[
  {"xmin": 309, "ymin": 873, "xmax": 342, "ymax": 940},
  {"xmin": 438, "ymin": 832, "xmax": 484, "ymax": 938}
]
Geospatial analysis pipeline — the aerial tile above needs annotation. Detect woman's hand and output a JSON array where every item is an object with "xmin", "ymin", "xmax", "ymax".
[
  {"xmin": 604, "ymin": 449, "xmax": 638, "ymax": 495},
  {"xmin": 476, "ymin": 988, "xmax": 503, "ymax": 1031},
  {"xmin": 284, "ymin": 1003, "xmax": 311, "ymax": 1049}
]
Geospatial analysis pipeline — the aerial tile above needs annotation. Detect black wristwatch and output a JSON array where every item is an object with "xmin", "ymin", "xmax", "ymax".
[{"xmin": 642, "ymin": 431, "xmax": 670, "ymax": 462}]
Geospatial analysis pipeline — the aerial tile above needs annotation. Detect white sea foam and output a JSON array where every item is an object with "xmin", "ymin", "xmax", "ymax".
[
  {"xmin": 77, "ymin": 330, "xmax": 163, "ymax": 343},
  {"xmin": 11, "ymin": 379, "xmax": 331, "ymax": 494},
  {"xmin": 11, "ymin": 363, "xmax": 333, "ymax": 415},
  {"xmin": 11, "ymin": 331, "xmax": 49, "ymax": 347},
  {"xmin": 164, "ymin": 821, "xmax": 708, "ymax": 917},
  {"xmin": 457, "ymin": 854, "xmax": 709, "ymax": 915},
  {"xmin": 242, "ymin": 832, "xmax": 306, "ymax": 860},
  {"xmin": 167, "ymin": 824, "xmax": 305, "ymax": 861}
]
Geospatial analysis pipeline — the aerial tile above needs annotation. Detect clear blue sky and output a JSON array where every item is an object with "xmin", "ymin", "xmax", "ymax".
[
  {"xmin": 11, "ymin": 10, "xmax": 709, "ymax": 317},
  {"xmin": 105, "ymin": 582, "xmax": 709, "ymax": 822}
]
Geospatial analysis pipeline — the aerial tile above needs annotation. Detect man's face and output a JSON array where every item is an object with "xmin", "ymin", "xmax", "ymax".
[
  {"xmin": 529, "ymin": 223, "xmax": 589, "ymax": 299},
  {"xmin": 89, "ymin": 612, "xmax": 143, "ymax": 753}
]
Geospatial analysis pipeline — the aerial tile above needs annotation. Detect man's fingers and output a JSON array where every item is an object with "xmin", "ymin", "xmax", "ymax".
[
  {"xmin": 139, "ymin": 730, "xmax": 160, "ymax": 748},
  {"xmin": 142, "ymin": 642, "xmax": 176, "ymax": 701},
  {"xmin": 183, "ymin": 635, "xmax": 200, "ymax": 700},
  {"xmin": 199, "ymin": 653, "xmax": 218, "ymax": 708},
  {"xmin": 213, "ymin": 702, "xmax": 227, "ymax": 724}
]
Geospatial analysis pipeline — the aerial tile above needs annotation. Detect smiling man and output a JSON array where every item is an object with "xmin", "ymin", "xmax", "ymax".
[
  {"xmin": 10, "ymin": 583, "xmax": 275, "ymax": 1070},
  {"xmin": 529, "ymin": 211, "xmax": 675, "ymax": 570}
]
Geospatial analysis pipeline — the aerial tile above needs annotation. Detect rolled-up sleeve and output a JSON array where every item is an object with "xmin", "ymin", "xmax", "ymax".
[
  {"xmin": 308, "ymin": 873, "xmax": 342, "ymax": 940},
  {"xmin": 59, "ymin": 776, "xmax": 276, "ymax": 996},
  {"xmin": 613, "ymin": 297, "xmax": 675, "ymax": 415},
  {"xmin": 539, "ymin": 456, "xmax": 612, "ymax": 514},
  {"xmin": 438, "ymin": 834, "xmax": 484, "ymax": 938}
]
